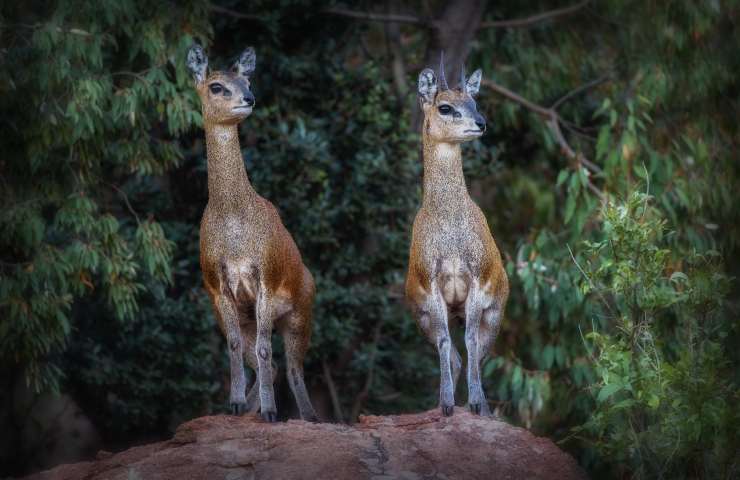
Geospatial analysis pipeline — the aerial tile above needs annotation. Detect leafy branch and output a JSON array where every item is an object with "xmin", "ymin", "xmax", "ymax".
[{"xmin": 482, "ymin": 77, "xmax": 609, "ymax": 200}]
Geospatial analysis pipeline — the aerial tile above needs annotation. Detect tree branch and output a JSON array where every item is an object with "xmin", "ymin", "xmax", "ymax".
[
  {"xmin": 349, "ymin": 323, "xmax": 382, "ymax": 422},
  {"xmin": 479, "ymin": 0, "xmax": 590, "ymax": 29},
  {"xmin": 324, "ymin": 1, "xmax": 589, "ymax": 31},
  {"xmin": 323, "ymin": 7, "xmax": 426, "ymax": 25},
  {"xmin": 482, "ymin": 79, "xmax": 552, "ymax": 117},
  {"xmin": 481, "ymin": 78, "xmax": 606, "ymax": 201},
  {"xmin": 209, "ymin": 5, "xmax": 261, "ymax": 21},
  {"xmin": 15, "ymin": 23, "xmax": 93, "ymax": 36},
  {"xmin": 107, "ymin": 182, "xmax": 141, "ymax": 225},
  {"xmin": 551, "ymin": 74, "xmax": 611, "ymax": 110},
  {"xmin": 322, "ymin": 358, "xmax": 345, "ymax": 423}
]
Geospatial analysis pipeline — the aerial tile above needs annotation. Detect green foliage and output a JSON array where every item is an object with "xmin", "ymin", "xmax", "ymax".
[
  {"xmin": 0, "ymin": 1, "xmax": 209, "ymax": 390},
  {"xmin": 473, "ymin": 1, "xmax": 739, "ymax": 477},
  {"xmin": 572, "ymin": 193, "xmax": 738, "ymax": 479},
  {"xmin": 66, "ymin": 223, "xmax": 222, "ymax": 436}
]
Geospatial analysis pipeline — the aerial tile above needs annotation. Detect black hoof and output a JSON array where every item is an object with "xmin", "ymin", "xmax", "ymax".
[
  {"xmin": 441, "ymin": 405, "xmax": 454, "ymax": 417},
  {"xmin": 230, "ymin": 402, "xmax": 246, "ymax": 416},
  {"xmin": 469, "ymin": 403, "xmax": 481, "ymax": 415},
  {"xmin": 261, "ymin": 411, "xmax": 278, "ymax": 423}
]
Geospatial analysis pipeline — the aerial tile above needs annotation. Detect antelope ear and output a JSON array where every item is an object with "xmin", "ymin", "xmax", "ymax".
[
  {"xmin": 466, "ymin": 69, "xmax": 482, "ymax": 97},
  {"xmin": 418, "ymin": 68, "xmax": 437, "ymax": 105},
  {"xmin": 187, "ymin": 44, "xmax": 208, "ymax": 85},
  {"xmin": 234, "ymin": 47, "xmax": 256, "ymax": 77}
]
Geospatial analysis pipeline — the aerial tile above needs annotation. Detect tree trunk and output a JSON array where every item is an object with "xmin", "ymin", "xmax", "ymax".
[{"xmin": 412, "ymin": 0, "xmax": 487, "ymax": 128}]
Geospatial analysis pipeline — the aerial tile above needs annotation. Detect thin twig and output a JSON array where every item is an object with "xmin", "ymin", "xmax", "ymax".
[
  {"xmin": 479, "ymin": 0, "xmax": 590, "ymax": 28},
  {"xmin": 208, "ymin": 5, "xmax": 262, "ymax": 21},
  {"xmin": 107, "ymin": 182, "xmax": 141, "ymax": 225},
  {"xmin": 547, "ymin": 117, "xmax": 606, "ymax": 201},
  {"xmin": 0, "ymin": 260, "xmax": 32, "ymax": 268},
  {"xmin": 560, "ymin": 120, "xmax": 598, "ymax": 144},
  {"xmin": 111, "ymin": 70, "xmax": 151, "ymax": 85},
  {"xmin": 639, "ymin": 162, "xmax": 651, "ymax": 220},
  {"xmin": 481, "ymin": 78, "xmax": 552, "ymax": 117},
  {"xmin": 324, "ymin": 1, "xmax": 589, "ymax": 30},
  {"xmin": 349, "ymin": 323, "xmax": 382, "ymax": 422},
  {"xmin": 323, "ymin": 7, "xmax": 426, "ymax": 25},
  {"xmin": 567, "ymin": 244, "xmax": 593, "ymax": 288},
  {"xmin": 551, "ymin": 74, "xmax": 611, "ymax": 110},
  {"xmin": 567, "ymin": 244, "xmax": 616, "ymax": 317},
  {"xmin": 580, "ymin": 156, "xmax": 603, "ymax": 174},
  {"xmin": 15, "ymin": 23, "xmax": 94, "ymax": 36},
  {"xmin": 577, "ymin": 323, "xmax": 598, "ymax": 363},
  {"xmin": 322, "ymin": 358, "xmax": 345, "ymax": 423}
]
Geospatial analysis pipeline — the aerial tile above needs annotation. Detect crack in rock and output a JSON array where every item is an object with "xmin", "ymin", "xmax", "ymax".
[{"xmin": 359, "ymin": 433, "xmax": 390, "ymax": 479}]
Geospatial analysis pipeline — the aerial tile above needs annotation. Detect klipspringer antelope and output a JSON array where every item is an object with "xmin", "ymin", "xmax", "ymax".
[
  {"xmin": 187, "ymin": 44, "xmax": 318, "ymax": 422},
  {"xmin": 405, "ymin": 56, "xmax": 509, "ymax": 417}
]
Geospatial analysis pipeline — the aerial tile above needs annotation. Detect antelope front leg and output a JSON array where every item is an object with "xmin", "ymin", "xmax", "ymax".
[
  {"xmin": 451, "ymin": 344, "xmax": 462, "ymax": 394},
  {"xmin": 425, "ymin": 283, "xmax": 454, "ymax": 416},
  {"xmin": 216, "ymin": 295, "xmax": 247, "ymax": 415},
  {"xmin": 436, "ymin": 325, "xmax": 455, "ymax": 416},
  {"xmin": 255, "ymin": 289, "xmax": 277, "ymax": 422},
  {"xmin": 465, "ymin": 283, "xmax": 486, "ymax": 415},
  {"xmin": 241, "ymin": 324, "xmax": 277, "ymax": 414},
  {"xmin": 244, "ymin": 359, "xmax": 279, "ymax": 414}
]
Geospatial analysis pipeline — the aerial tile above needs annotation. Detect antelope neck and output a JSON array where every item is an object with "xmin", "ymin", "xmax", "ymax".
[
  {"xmin": 204, "ymin": 123, "xmax": 256, "ymax": 205},
  {"xmin": 422, "ymin": 137, "xmax": 468, "ymax": 205}
]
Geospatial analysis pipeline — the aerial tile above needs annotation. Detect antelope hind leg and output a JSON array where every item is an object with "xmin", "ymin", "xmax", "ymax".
[
  {"xmin": 469, "ymin": 303, "xmax": 503, "ymax": 417},
  {"xmin": 282, "ymin": 318, "xmax": 319, "ymax": 422},
  {"xmin": 464, "ymin": 282, "xmax": 485, "ymax": 415},
  {"xmin": 215, "ymin": 295, "xmax": 247, "ymax": 415}
]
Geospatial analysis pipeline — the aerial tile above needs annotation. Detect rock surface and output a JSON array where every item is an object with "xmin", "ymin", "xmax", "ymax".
[{"xmin": 25, "ymin": 408, "xmax": 587, "ymax": 480}]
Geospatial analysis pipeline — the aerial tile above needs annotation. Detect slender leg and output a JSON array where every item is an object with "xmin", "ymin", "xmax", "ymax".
[
  {"xmin": 244, "ymin": 361, "xmax": 278, "ymax": 413},
  {"xmin": 282, "ymin": 316, "xmax": 318, "ymax": 422},
  {"xmin": 243, "ymin": 362, "xmax": 278, "ymax": 413},
  {"xmin": 215, "ymin": 295, "xmax": 247, "ymax": 415},
  {"xmin": 465, "ymin": 282, "xmax": 485, "ymax": 415},
  {"xmin": 472, "ymin": 303, "xmax": 504, "ymax": 417},
  {"xmin": 451, "ymin": 344, "xmax": 462, "ymax": 394},
  {"xmin": 255, "ymin": 287, "xmax": 277, "ymax": 422},
  {"xmin": 416, "ymin": 282, "xmax": 455, "ymax": 416},
  {"xmin": 240, "ymin": 323, "xmax": 274, "ymax": 414},
  {"xmin": 430, "ymin": 280, "xmax": 454, "ymax": 416}
]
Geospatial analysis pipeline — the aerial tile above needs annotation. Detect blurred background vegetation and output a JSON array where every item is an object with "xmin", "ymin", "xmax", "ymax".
[{"xmin": 1, "ymin": 0, "xmax": 738, "ymax": 478}]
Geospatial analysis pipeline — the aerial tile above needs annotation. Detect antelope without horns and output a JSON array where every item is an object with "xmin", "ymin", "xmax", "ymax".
[{"xmin": 187, "ymin": 44, "xmax": 318, "ymax": 422}]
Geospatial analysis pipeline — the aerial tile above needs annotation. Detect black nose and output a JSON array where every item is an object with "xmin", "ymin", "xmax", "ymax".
[
  {"xmin": 475, "ymin": 115, "xmax": 486, "ymax": 132},
  {"xmin": 244, "ymin": 93, "xmax": 255, "ymax": 107}
]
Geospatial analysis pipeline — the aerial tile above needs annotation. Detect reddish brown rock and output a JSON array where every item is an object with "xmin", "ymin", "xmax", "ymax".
[{"xmin": 25, "ymin": 408, "xmax": 587, "ymax": 480}]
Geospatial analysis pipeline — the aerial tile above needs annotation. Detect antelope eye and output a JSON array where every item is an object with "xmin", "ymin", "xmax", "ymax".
[
  {"xmin": 208, "ymin": 83, "xmax": 223, "ymax": 94},
  {"xmin": 438, "ymin": 104, "xmax": 453, "ymax": 115}
]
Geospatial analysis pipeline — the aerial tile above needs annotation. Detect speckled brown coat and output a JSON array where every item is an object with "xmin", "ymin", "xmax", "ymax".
[
  {"xmin": 187, "ymin": 45, "xmax": 317, "ymax": 422},
  {"xmin": 405, "ymin": 61, "xmax": 509, "ymax": 417}
]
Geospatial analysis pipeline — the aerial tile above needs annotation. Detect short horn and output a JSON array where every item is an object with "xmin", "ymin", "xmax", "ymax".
[
  {"xmin": 438, "ymin": 51, "xmax": 448, "ymax": 91},
  {"xmin": 460, "ymin": 64, "xmax": 467, "ymax": 91}
]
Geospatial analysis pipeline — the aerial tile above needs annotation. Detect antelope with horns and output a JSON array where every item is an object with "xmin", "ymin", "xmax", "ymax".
[
  {"xmin": 187, "ymin": 45, "xmax": 318, "ymax": 422},
  {"xmin": 405, "ymin": 55, "xmax": 509, "ymax": 416}
]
